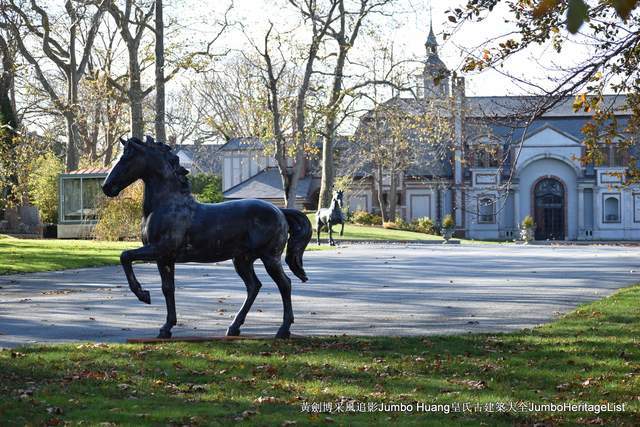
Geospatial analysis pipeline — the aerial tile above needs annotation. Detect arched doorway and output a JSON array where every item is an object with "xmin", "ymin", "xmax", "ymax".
[{"xmin": 534, "ymin": 178, "xmax": 565, "ymax": 240}]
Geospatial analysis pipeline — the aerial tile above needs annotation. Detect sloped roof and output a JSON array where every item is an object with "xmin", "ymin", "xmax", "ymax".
[
  {"xmin": 65, "ymin": 167, "xmax": 110, "ymax": 175},
  {"xmin": 380, "ymin": 94, "xmax": 628, "ymax": 119},
  {"xmin": 173, "ymin": 143, "xmax": 223, "ymax": 174},
  {"xmin": 465, "ymin": 94, "xmax": 628, "ymax": 118},
  {"xmin": 219, "ymin": 137, "xmax": 265, "ymax": 151},
  {"xmin": 223, "ymin": 167, "xmax": 312, "ymax": 200}
]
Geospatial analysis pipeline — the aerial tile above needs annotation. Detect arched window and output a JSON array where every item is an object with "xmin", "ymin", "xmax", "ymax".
[
  {"xmin": 604, "ymin": 196, "xmax": 620, "ymax": 223},
  {"xmin": 478, "ymin": 197, "xmax": 495, "ymax": 224}
]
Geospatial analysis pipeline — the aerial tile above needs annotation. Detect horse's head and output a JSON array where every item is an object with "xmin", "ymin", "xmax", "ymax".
[
  {"xmin": 333, "ymin": 189, "xmax": 344, "ymax": 209},
  {"xmin": 102, "ymin": 136, "xmax": 175, "ymax": 197}
]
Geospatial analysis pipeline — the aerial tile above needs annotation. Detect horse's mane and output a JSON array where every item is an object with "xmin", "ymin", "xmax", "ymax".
[{"xmin": 132, "ymin": 136, "xmax": 191, "ymax": 194}]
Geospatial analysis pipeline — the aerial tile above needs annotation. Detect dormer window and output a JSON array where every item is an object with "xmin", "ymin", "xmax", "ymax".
[
  {"xmin": 470, "ymin": 137, "xmax": 502, "ymax": 168},
  {"xmin": 597, "ymin": 142, "xmax": 628, "ymax": 167}
]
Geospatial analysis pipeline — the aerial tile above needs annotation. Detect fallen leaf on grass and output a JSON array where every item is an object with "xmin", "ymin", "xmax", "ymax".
[
  {"xmin": 581, "ymin": 378, "xmax": 594, "ymax": 387},
  {"xmin": 254, "ymin": 396, "xmax": 280, "ymax": 404},
  {"xmin": 578, "ymin": 417, "xmax": 604, "ymax": 425},
  {"xmin": 253, "ymin": 364, "xmax": 278, "ymax": 376},
  {"xmin": 234, "ymin": 409, "xmax": 258, "ymax": 421},
  {"xmin": 450, "ymin": 379, "xmax": 487, "ymax": 390}
]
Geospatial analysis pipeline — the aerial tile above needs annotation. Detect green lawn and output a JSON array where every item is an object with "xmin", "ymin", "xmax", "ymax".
[
  {"xmin": 0, "ymin": 236, "xmax": 137, "ymax": 275},
  {"xmin": 2, "ymin": 285, "xmax": 639, "ymax": 425},
  {"xmin": 308, "ymin": 213, "xmax": 442, "ymax": 241},
  {"xmin": 307, "ymin": 214, "xmax": 502, "ymax": 243},
  {"xmin": 0, "ymin": 235, "xmax": 330, "ymax": 276}
]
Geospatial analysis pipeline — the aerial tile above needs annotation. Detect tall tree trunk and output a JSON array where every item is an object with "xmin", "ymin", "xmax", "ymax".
[
  {"xmin": 64, "ymin": 113, "xmax": 79, "ymax": 170},
  {"xmin": 376, "ymin": 164, "xmax": 387, "ymax": 222},
  {"xmin": 128, "ymin": 46, "xmax": 144, "ymax": 139},
  {"xmin": 103, "ymin": 103, "xmax": 115, "ymax": 166},
  {"xmin": 318, "ymin": 0, "xmax": 370, "ymax": 208},
  {"xmin": 388, "ymin": 171, "xmax": 397, "ymax": 222},
  {"xmin": 0, "ymin": 32, "xmax": 19, "ymax": 195},
  {"xmin": 286, "ymin": 150, "xmax": 305, "ymax": 208},
  {"xmin": 318, "ymin": 134, "xmax": 334, "ymax": 209},
  {"xmin": 317, "ymin": 52, "xmax": 343, "ymax": 208},
  {"xmin": 154, "ymin": 0, "xmax": 166, "ymax": 142},
  {"xmin": 89, "ymin": 102, "xmax": 100, "ymax": 163},
  {"xmin": 319, "ymin": 54, "xmax": 344, "ymax": 208},
  {"xmin": 66, "ymin": 16, "xmax": 79, "ymax": 171}
]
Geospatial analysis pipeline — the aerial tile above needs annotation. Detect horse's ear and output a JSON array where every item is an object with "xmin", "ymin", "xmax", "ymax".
[
  {"xmin": 177, "ymin": 166, "xmax": 189, "ymax": 176},
  {"xmin": 145, "ymin": 135, "xmax": 155, "ymax": 145},
  {"xmin": 129, "ymin": 139, "xmax": 144, "ymax": 151},
  {"xmin": 119, "ymin": 137, "xmax": 127, "ymax": 146}
]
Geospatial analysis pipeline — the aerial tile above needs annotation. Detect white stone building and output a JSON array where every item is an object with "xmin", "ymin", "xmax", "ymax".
[
  {"xmin": 345, "ymin": 24, "xmax": 637, "ymax": 241},
  {"xmin": 220, "ymin": 25, "xmax": 638, "ymax": 241}
]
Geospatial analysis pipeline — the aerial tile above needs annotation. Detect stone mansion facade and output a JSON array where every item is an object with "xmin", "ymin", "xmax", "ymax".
[{"xmin": 221, "ymin": 25, "xmax": 639, "ymax": 241}]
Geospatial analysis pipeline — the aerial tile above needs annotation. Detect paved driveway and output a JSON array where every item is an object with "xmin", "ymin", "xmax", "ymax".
[{"xmin": 0, "ymin": 244, "xmax": 638, "ymax": 347}]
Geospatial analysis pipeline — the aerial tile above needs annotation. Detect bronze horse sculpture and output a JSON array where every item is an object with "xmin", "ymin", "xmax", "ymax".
[
  {"xmin": 102, "ymin": 136, "xmax": 312, "ymax": 339},
  {"xmin": 316, "ymin": 190, "xmax": 345, "ymax": 246}
]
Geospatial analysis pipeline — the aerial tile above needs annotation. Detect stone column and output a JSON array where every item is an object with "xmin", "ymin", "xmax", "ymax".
[
  {"xmin": 577, "ymin": 187, "xmax": 585, "ymax": 240},
  {"xmin": 593, "ymin": 188, "xmax": 600, "ymax": 239},
  {"xmin": 513, "ymin": 188, "xmax": 520, "ymax": 229},
  {"xmin": 452, "ymin": 76, "xmax": 465, "ymax": 232}
]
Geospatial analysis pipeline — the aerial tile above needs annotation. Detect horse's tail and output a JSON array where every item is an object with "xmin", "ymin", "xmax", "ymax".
[{"xmin": 280, "ymin": 208, "xmax": 312, "ymax": 282}]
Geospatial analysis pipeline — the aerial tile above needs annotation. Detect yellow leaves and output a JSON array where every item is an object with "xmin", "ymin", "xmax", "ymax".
[{"xmin": 573, "ymin": 93, "xmax": 588, "ymax": 113}]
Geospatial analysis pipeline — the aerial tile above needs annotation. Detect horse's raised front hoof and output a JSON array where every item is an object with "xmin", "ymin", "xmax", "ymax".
[
  {"xmin": 157, "ymin": 329, "xmax": 172, "ymax": 339},
  {"xmin": 226, "ymin": 326, "xmax": 241, "ymax": 337},
  {"xmin": 275, "ymin": 328, "xmax": 291, "ymax": 339},
  {"xmin": 138, "ymin": 289, "xmax": 151, "ymax": 305}
]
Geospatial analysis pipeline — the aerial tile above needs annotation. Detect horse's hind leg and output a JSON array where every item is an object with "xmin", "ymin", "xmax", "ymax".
[
  {"xmin": 226, "ymin": 257, "xmax": 262, "ymax": 337},
  {"xmin": 262, "ymin": 256, "xmax": 293, "ymax": 339},
  {"xmin": 328, "ymin": 221, "xmax": 335, "ymax": 246},
  {"xmin": 340, "ymin": 221, "xmax": 344, "ymax": 236},
  {"xmin": 316, "ymin": 218, "xmax": 322, "ymax": 246},
  {"xmin": 157, "ymin": 261, "xmax": 176, "ymax": 339}
]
